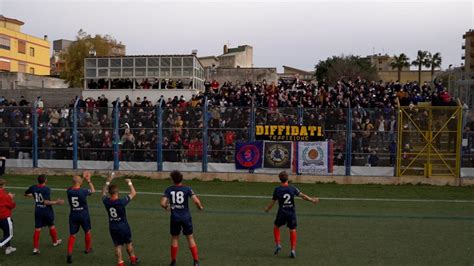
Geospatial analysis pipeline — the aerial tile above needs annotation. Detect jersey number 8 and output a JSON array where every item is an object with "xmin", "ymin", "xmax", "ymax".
[
  {"xmin": 109, "ymin": 207, "xmax": 118, "ymax": 218},
  {"xmin": 170, "ymin": 191, "xmax": 185, "ymax": 204}
]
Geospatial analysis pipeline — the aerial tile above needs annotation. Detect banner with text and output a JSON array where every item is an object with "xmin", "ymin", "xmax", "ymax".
[
  {"xmin": 297, "ymin": 141, "xmax": 329, "ymax": 174},
  {"xmin": 256, "ymin": 125, "xmax": 324, "ymax": 141},
  {"xmin": 263, "ymin": 141, "xmax": 292, "ymax": 169},
  {"xmin": 235, "ymin": 141, "xmax": 263, "ymax": 170}
]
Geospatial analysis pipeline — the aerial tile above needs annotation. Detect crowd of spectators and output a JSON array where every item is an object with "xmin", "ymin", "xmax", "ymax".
[{"xmin": 0, "ymin": 77, "xmax": 462, "ymax": 167}]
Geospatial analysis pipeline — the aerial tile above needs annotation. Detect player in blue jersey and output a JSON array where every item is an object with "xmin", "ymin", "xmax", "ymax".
[
  {"xmin": 265, "ymin": 171, "xmax": 319, "ymax": 258},
  {"xmin": 24, "ymin": 174, "xmax": 64, "ymax": 255},
  {"xmin": 66, "ymin": 171, "xmax": 96, "ymax": 264},
  {"xmin": 160, "ymin": 170, "xmax": 203, "ymax": 266},
  {"xmin": 101, "ymin": 172, "xmax": 139, "ymax": 266}
]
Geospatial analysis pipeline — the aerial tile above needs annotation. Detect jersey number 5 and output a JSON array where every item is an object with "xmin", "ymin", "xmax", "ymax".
[
  {"xmin": 71, "ymin": 197, "xmax": 80, "ymax": 207},
  {"xmin": 170, "ymin": 191, "xmax": 185, "ymax": 204}
]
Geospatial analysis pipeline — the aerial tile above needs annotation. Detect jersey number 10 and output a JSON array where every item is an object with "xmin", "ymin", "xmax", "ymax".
[{"xmin": 34, "ymin": 193, "xmax": 44, "ymax": 203}]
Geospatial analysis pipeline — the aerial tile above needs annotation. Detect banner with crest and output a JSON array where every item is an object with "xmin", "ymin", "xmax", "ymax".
[
  {"xmin": 297, "ymin": 141, "xmax": 329, "ymax": 174},
  {"xmin": 235, "ymin": 141, "xmax": 263, "ymax": 170},
  {"xmin": 263, "ymin": 142, "xmax": 292, "ymax": 168}
]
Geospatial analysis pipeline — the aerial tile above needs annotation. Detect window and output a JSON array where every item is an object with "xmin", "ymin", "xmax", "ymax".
[
  {"xmin": 18, "ymin": 40, "xmax": 26, "ymax": 54},
  {"xmin": 29, "ymin": 67, "xmax": 35, "ymax": 74},
  {"xmin": 0, "ymin": 36, "xmax": 10, "ymax": 50},
  {"xmin": 18, "ymin": 62, "xmax": 26, "ymax": 73},
  {"xmin": 29, "ymin": 47, "xmax": 35, "ymax": 57}
]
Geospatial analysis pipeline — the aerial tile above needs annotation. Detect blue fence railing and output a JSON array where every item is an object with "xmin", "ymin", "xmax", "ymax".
[{"xmin": 8, "ymin": 102, "xmax": 465, "ymax": 176}]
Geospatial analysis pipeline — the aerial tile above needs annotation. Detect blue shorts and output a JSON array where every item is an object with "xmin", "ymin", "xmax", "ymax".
[
  {"xmin": 170, "ymin": 218, "xmax": 193, "ymax": 236},
  {"xmin": 109, "ymin": 224, "xmax": 132, "ymax": 246},
  {"xmin": 69, "ymin": 213, "xmax": 91, "ymax": 235},
  {"xmin": 35, "ymin": 209, "xmax": 54, "ymax": 228},
  {"xmin": 274, "ymin": 213, "xmax": 297, "ymax": 230}
]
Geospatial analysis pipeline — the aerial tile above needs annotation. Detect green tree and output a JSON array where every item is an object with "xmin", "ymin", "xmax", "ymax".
[
  {"xmin": 314, "ymin": 55, "xmax": 378, "ymax": 84},
  {"xmin": 411, "ymin": 50, "xmax": 431, "ymax": 84},
  {"xmin": 427, "ymin": 52, "xmax": 442, "ymax": 82},
  {"xmin": 390, "ymin": 53, "xmax": 410, "ymax": 82},
  {"xmin": 61, "ymin": 29, "xmax": 119, "ymax": 87}
]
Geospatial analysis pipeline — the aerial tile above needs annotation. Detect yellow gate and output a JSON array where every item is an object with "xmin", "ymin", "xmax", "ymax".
[{"xmin": 396, "ymin": 104, "xmax": 463, "ymax": 178}]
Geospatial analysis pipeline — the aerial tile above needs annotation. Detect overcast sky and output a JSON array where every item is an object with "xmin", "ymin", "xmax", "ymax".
[{"xmin": 1, "ymin": 0, "xmax": 473, "ymax": 71}]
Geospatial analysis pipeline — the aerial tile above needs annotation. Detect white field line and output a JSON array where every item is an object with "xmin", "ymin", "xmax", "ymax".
[{"xmin": 6, "ymin": 186, "xmax": 474, "ymax": 203}]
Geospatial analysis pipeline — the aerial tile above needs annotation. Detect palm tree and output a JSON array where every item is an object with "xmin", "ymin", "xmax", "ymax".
[
  {"xmin": 427, "ymin": 52, "xmax": 442, "ymax": 82},
  {"xmin": 411, "ymin": 50, "xmax": 431, "ymax": 84},
  {"xmin": 390, "ymin": 53, "xmax": 410, "ymax": 82}
]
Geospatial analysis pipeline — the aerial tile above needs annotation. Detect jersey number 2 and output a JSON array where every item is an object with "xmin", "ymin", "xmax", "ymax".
[
  {"xmin": 170, "ymin": 191, "xmax": 184, "ymax": 204},
  {"xmin": 283, "ymin": 193, "xmax": 291, "ymax": 204}
]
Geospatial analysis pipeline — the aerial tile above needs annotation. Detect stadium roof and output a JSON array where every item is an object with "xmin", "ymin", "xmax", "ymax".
[{"xmin": 86, "ymin": 54, "xmax": 198, "ymax": 58}]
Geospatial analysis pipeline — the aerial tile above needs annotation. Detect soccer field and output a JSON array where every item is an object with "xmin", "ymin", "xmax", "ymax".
[{"xmin": 0, "ymin": 175, "xmax": 473, "ymax": 266}]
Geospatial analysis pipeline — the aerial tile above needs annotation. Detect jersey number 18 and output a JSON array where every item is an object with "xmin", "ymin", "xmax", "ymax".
[{"xmin": 170, "ymin": 191, "xmax": 184, "ymax": 204}]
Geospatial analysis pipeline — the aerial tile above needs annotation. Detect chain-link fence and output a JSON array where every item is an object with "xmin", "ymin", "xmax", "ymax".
[{"xmin": 2, "ymin": 101, "xmax": 471, "ymax": 177}]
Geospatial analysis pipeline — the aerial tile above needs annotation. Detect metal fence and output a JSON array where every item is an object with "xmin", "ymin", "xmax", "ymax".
[{"xmin": 1, "ymin": 98, "xmax": 472, "ymax": 176}]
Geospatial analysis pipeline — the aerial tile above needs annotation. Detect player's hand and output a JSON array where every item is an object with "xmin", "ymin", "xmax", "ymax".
[
  {"xmin": 56, "ymin": 198, "xmax": 65, "ymax": 205},
  {"xmin": 264, "ymin": 207, "xmax": 269, "ymax": 213},
  {"xmin": 312, "ymin": 197, "xmax": 319, "ymax": 204},
  {"xmin": 83, "ymin": 171, "xmax": 92, "ymax": 182},
  {"xmin": 197, "ymin": 205, "xmax": 204, "ymax": 211},
  {"xmin": 108, "ymin": 172, "xmax": 116, "ymax": 182},
  {"xmin": 124, "ymin": 179, "xmax": 132, "ymax": 184},
  {"xmin": 8, "ymin": 192, "xmax": 15, "ymax": 199}
]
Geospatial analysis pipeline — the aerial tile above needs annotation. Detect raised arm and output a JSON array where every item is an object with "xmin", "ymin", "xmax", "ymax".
[
  {"xmin": 191, "ymin": 195, "xmax": 204, "ymax": 210},
  {"xmin": 264, "ymin": 200, "xmax": 277, "ymax": 213},
  {"xmin": 83, "ymin": 171, "xmax": 96, "ymax": 193},
  {"xmin": 124, "ymin": 178, "xmax": 136, "ymax": 200},
  {"xmin": 102, "ymin": 172, "xmax": 115, "ymax": 197},
  {"xmin": 298, "ymin": 192, "xmax": 319, "ymax": 204}
]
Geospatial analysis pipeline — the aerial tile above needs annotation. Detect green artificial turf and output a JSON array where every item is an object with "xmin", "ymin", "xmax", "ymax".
[{"xmin": 0, "ymin": 175, "xmax": 473, "ymax": 265}]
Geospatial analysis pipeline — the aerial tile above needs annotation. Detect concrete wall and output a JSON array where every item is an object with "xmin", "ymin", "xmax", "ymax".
[
  {"xmin": 6, "ymin": 167, "xmax": 473, "ymax": 186},
  {"xmin": 0, "ymin": 86, "xmax": 81, "ymax": 106},
  {"xmin": 82, "ymin": 89, "xmax": 200, "ymax": 105},
  {"xmin": 209, "ymin": 67, "xmax": 278, "ymax": 85},
  {"xmin": 0, "ymin": 72, "xmax": 68, "ymax": 89},
  {"xmin": 198, "ymin": 57, "xmax": 219, "ymax": 68},
  {"xmin": 378, "ymin": 70, "xmax": 438, "ymax": 83}
]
